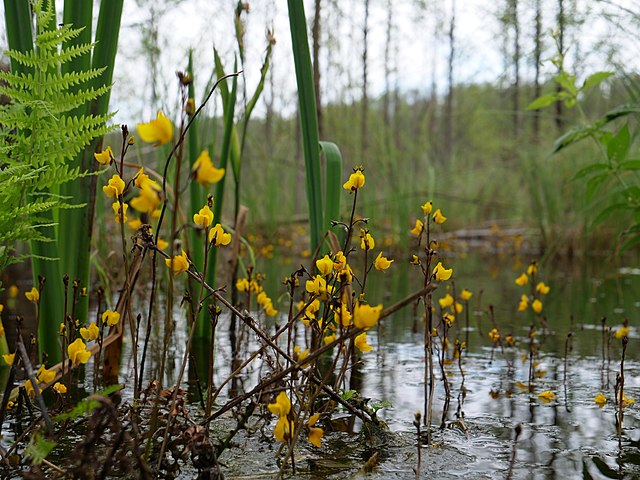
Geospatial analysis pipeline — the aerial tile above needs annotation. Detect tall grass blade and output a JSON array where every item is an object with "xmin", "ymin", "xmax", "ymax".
[
  {"xmin": 288, "ymin": 0, "xmax": 324, "ymax": 254},
  {"xmin": 320, "ymin": 141, "xmax": 343, "ymax": 246}
]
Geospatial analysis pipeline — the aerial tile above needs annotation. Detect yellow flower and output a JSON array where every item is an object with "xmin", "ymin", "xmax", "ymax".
[
  {"xmin": 94, "ymin": 146, "xmax": 114, "ymax": 165},
  {"xmin": 537, "ymin": 390, "xmax": 556, "ymax": 403},
  {"xmin": 355, "ymin": 332, "xmax": 373, "ymax": 352},
  {"xmin": 68, "ymin": 338, "xmax": 91, "ymax": 365},
  {"xmin": 515, "ymin": 273, "xmax": 528, "ymax": 286},
  {"xmin": 333, "ymin": 251, "xmax": 347, "ymax": 270},
  {"xmin": 37, "ymin": 366, "xmax": 56, "ymax": 384},
  {"xmin": 615, "ymin": 326, "xmax": 629, "ymax": 340},
  {"xmin": 24, "ymin": 380, "xmax": 40, "ymax": 398},
  {"xmin": 294, "ymin": 346, "xmax": 309, "ymax": 362},
  {"xmin": 439, "ymin": 294, "xmax": 454, "ymax": 309},
  {"xmin": 460, "ymin": 289, "xmax": 473, "ymax": 301},
  {"xmin": 536, "ymin": 282, "xmax": 550, "ymax": 295},
  {"xmin": 157, "ymin": 239, "xmax": 169, "ymax": 251},
  {"xmin": 165, "ymin": 250, "xmax": 190, "ymax": 275},
  {"xmin": 80, "ymin": 322, "xmax": 99, "ymax": 341},
  {"xmin": 410, "ymin": 255, "xmax": 420, "ymax": 265},
  {"xmin": 268, "ymin": 391, "xmax": 291, "ymax": 419},
  {"xmin": 374, "ymin": 252, "xmax": 394, "ymax": 271},
  {"xmin": 316, "ymin": 255, "xmax": 334, "ymax": 276},
  {"xmin": 518, "ymin": 294, "xmax": 529, "ymax": 311},
  {"xmin": 257, "ymin": 291, "xmax": 269, "ymax": 306},
  {"xmin": 305, "ymin": 275, "xmax": 333, "ymax": 298},
  {"xmin": 360, "ymin": 230, "xmax": 375, "ymax": 251},
  {"xmin": 128, "ymin": 218, "xmax": 142, "ymax": 230},
  {"xmin": 337, "ymin": 265, "xmax": 353, "ymax": 283},
  {"xmin": 488, "ymin": 328, "xmax": 500, "ymax": 342},
  {"xmin": 102, "ymin": 310, "xmax": 120, "ymax": 327},
  {"xmin": 334, "ymin": 302, "xmax": 352, "ymax": 327},
  {"xmin": 2, "ymin": 353, "xmax": 15, "ymax": 365},
  {"xmin": 342, "ymin": 167, "xmax": 365, "ymax": 191},
  {"xmin": 208, "ymin": 224, "xmax": 231, "ymax": 246},
  {"xmin": 264, "ymin": 301, "xmax": 278, "ymax": 317},
  {"xmin": 532, "ymin": 299, "xmax": 543, "ymax": 314},
  {"xmin": 193, "ymin": 205, "xmax": 214, "ymax": 228},
  {"xmin": 53, "ymin": 382, "xmax": 67, "ymax": 394},
  {"xmin": 353, "ymin": 302, "xmax": 383, "ymax": 329},
  {"xmin": 8, "ymin": 285, "xmax": 18, "ymax": 298},
  {"xmin": 527, "ymin": 261, "xmax": 538, "ymax": 275},
  {"xmin": 192, "ymin": 151, "xmax": 225, "ymax": 186},
  {"xmin": 137, "ymin": 111, "xmax": 174, "ymax": 146},
  {"xmin": 443, "ymin": 312, "xmax": 455, "ymax": 326},
  {"xmin": 111, "ymin": 201, "xmax": 128, "ymax": 223},
  {"xmin": 323, "ymin": 333, "xmax": 337, "ymax": 345},
  {"xmin": 594, "ymin": 393, "xmax": 607, "ymax": 407},
  {"xmin": 433, "ymin": 262, "xmax": 453, "ymax": 282},
  {"xmin": 130, "ymin": 180, "xmax": 162, "ymax": 213},
  {"xmin": 273, "ymin": 416, "xmax": 294, "ymax": 443},
  {"xmin": 236, "ymin": 278, "xmax": 250, "ymax": 292},
  {"xmin": 102, "ymin": 174, "xmax": 125, "ymax": 198},
  {"xmin": 0, "ymin": 304, "xmax": 3, "ymax": 314},
  {"xmin": 421, "ymin": 201, "xmax": 433, "ymax": 215},
  {"xmin": 620, "ymin": 393, "xmax": 635, "ymax": 407},
  {"xmin": 308, "ymin": 413, "xmax": 323, "ymax": 447},
  {"xmin": 25, "ymin": 287, "xmax": 39, "ymax": 303},
  {"xmin": 432, "ymin": 209, "xmax": 447, "ymax": 224},
  {"xmin": 410, "ymin": 219, "xmax": 424, "ymax": 236}
]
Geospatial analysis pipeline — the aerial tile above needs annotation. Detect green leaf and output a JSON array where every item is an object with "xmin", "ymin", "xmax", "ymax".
[
  {"xmin": 618, "ymin": 160, "xmax": 640, "ymax": 171},
  {"xmin": 571, "ymin": 163, "xmax": 609, "ymax": 182},
  {"xmin": 24, "ymin": 432, "xmax": 57, "ymax": 466},
  {"xmin": 370, "ymin": 400, "xmax": 392, "ymax": 412},
  {"xmin": 581, "ymin": 72, "xmax": 614, "ymax": 92},
  {"xmin": 554, "ymin": 71, "xmax": 578, "ymax": 96},
  {"xmin": 526, "ymin": 94, "xmax": 558, "ymax": 111},
  {"xmin": 618, "ymin": 233, "xmax": 640, "ymax": 254},
  {"xmin": 341, "ymin": 389, "xmax": 356, "ymax": 401},
  {"xmin": 585, "ymin": 173, "xmax": 608, "ymax": 203},
  {"xmin": 596, "ymin": 103, "xmax": 640, "ymax": 127},
  {"xmin": 320, "ymin": 141, "xmax": 343, "ymax": 246},
  {"xmin": 590, "ymin": 203, "xmax": 629, "ymax": 231},
  {"xmin": 606, "ymin": 124, "xmax": 630, "ymax": 163},
  {"xmin": 552, "ymin": 125, "xmax": 595, "ymax": 153}
]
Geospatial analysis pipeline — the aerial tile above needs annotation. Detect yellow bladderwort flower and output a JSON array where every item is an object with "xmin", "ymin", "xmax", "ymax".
[
  {"xmin": 527, "ymin": 261, "xmax": 538, "ymax": 276},
  {"xmin": 193, "ymin": 205, "xmax": 214, "ymax": 228},
  {"xmin": 80, "ymin": 322, "xmax": 99, "ymax": 341},
  {"xmin": 111, "ymin": 201, "xmax": 128, "ymax": 223},
  {"xmin": 333, "ymin": 251, "xmax": 347, "ymax": 270},
  {"xmin": 2, "ymin": 353, "xmax": 15, "ymax": 365},
  {"xmin": 268, "ymin": 391, "xmax": 293, "ymax": 442},
  {"xmin": 518, "ymin": 294, "xmax": 529, "ymax": 311},
  {"xmin": 53, "ymin": 382, "xmax": 67, "ymax": 394},
  {"xmin": 25, "ymin": 287, "xmax": 39, "ymax": 303},
  {"xmin": 342, "ymin": 167, "xmax": 365, "ymax": 191},
  {"xmin": 421, "ymin": 201, "xmax": 433, "ymax": 215},
  {"xmin": 192, "ymin": 151, "xmax": 225, "ymax": 186},
  {"xmin": 355, "ymin": 332, "xmax": 373, "ymax": 352},
  {"xmin": 334, "ymin": 302, "xmax": 352, "ymax": 327},
  {"xmin": 488, "ymin": 328, "xmax": 500, "ymax": 342},
  {"xmin": 208, "ymin": 224, "xmax": 231, "ymax": 246},
  {"xmin": 410, "ymin": 255, "xmax": 420, "ymax": 265},
  {"xmin": 166, "ymin": 250, "xmax": 190, "ymax": 275},
  {"xmin": 433, "ymin": 262, "xmax": 453, "ymax": 282},
  {"xmin": 305, "ymin": 275, "xmax": 331, "ymax": 298},
  {"xmin": 537, "ymin": 390, "xmax": 556, "ymax": 403},
  {"xmin": 257, "ymin": 291, "xmax": 269, "ymax": 306},
  {"xmin": 102, "ymin": 174, "xmax": 125, "ymax": 198},
  {"xmin": 620, "ymin": 393, "xmax": 635, "ymax": 407},
  {"xmin": 460, "ymin": 289, "xmax": 473, "ymax": 301},
  {"xmin": 360, "ymin": 230, "xmax": 375, "ymax": 251},
  {"xmin": 531, "ymin": 299, "xmax": 543, "ymax": 314},
  {"xmin": 439, "ymin": 294, "xmax": 454, "ymax": 309},
  {"xmin": 410, "ymin": 219, "xmax": 424, "ymax": 236},
  {"xmin": 536, "ymin": 282, "xmax": 550, "ymax": 295},
  {"xmin": 68, "ymin": 338, "xmax": 91, "ymax": 365},
  {"xmin": 294, "ymin": 346, "xmax": 309, "ymax": 362},
  {"xmin": 307, "ymin": 413, "xmax": 323, "ymax": 448},
  {"xmin": 323, "ymin": 333, "xmax": 337, "ymax": 345},
  {"xmin": 443, "ymin": 312, "xmax": 455, "ymax": 327},
  {"xmin": 432, "ymin": 209, "xmax": 447, "ymax": 224},
  {"xmin": 24, "ymin": 380, "xmax": 39, "ymax": 398},
  {"xmin": 615, "ymin": 326, "xmax": 630, "ymax": 340},
  {"xmin": 515, "ymin": 273, "xmax": 528, "ymax": 286},
  {"xmin": 137, "ymin": 111, "xmax": 174, "ymax": 146},
  {"xmin": 594, "ymin": 393, "xmax": 607, "ymax": 407},
  {"xmin": 236, "ymin": 278, "xmax": 250, "ymax": 292},
  {"xmin": 353, "ymin": 302, "xmax": 383, "ymax": 329},
  {"xmin": 316, "ymin": 255, "xmax": 334, "ymax": 276},
  {"xmin": 264, "ymin": 300, "xmax": 278, "ymax": 317},
  {"xmin": 8, "ymin": 285, "xmax": 18, "ymax": 298},
  {"xmin": 374, "ymin": 252, "xmax": 394, "ymax": 271},
  {"xmin": 128, "ymin": 218, "xmax": 142, "ymax": 231},
  {"xmin": 102, "ymin": 310, "xmax": 120, "ymax": 327},
  {"xmin": 94, "ymin": 146, "xmax": 114, "ymax": 165},
  {"xmin": 157, "ymin": 239, "xmax": 169, "ymax": 251},
  {"xmin": 37, "ymin": 365, "xmax": 56, "ymax": 384},
  {"xmin": 337, "ymin": 265, "xmax": 353, "ymax": 283}
]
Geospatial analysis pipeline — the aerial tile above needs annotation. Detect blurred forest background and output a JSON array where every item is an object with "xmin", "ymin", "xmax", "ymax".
[{"xmin": 4, "ymin": 0, "xmax": 638, "ymax": 255}]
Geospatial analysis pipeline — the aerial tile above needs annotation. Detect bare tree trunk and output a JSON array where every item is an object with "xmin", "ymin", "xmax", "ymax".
[
  {"xmin": 444, "ymin": 0, "xmax": 455, "ymax": 163},
  {"xmin": 312, "ymin": 0, "xmax": 323, "ymax": 139},
  {"xmin": 511, "ymin": 0, "xmax": 520, "ymax": 140},
  {"xmin": 556, "ymin": 0, "xmax": 565, "ymax": 133},
  {"xmin": 532, "ymin": 0, "xmax": 542, "ymax": 141},
  {"xmin": 361, "ymin": 0, "xmax": 370, "ymax": 161},
  {"xmin": 383, "ymin": 0, "xmax": 393, "ymax": 155}
]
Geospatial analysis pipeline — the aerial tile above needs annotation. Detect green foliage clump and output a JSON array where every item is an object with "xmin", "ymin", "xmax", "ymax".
[{"xmin": 0, "ymin": 0, "xmax": 113, "ymax": 271}]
